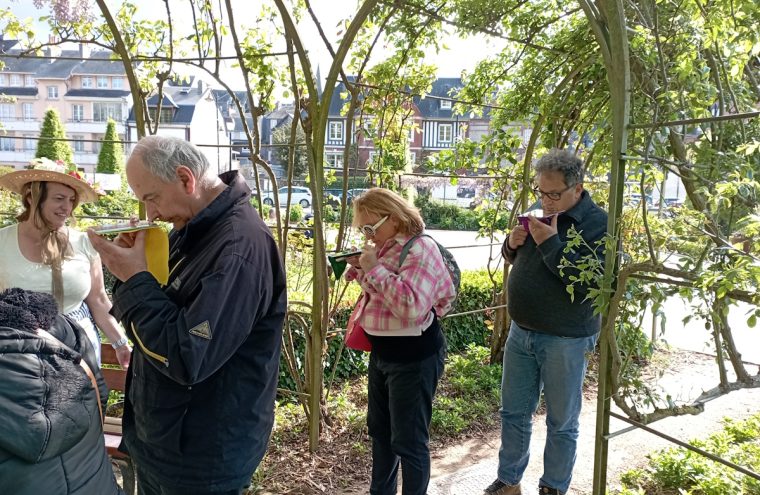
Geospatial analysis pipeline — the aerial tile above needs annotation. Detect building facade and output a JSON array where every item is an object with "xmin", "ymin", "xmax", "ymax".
[{"xmin": 0, "ymin": 41, "xmax": 131, "ymax": 173}]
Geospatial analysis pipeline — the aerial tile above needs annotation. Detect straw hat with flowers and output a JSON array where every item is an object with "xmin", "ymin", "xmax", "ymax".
[{"xmin": 0, "ymin": 158, "xmax": 100, "ymax": 203}]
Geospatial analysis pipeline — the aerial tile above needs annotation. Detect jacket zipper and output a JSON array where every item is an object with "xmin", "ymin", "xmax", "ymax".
[
  {"xmin": 129, "ymin": 256, "xmax": 186, "ymax": 368},
  {"xmin": 131, "ymin": 322, "xmax": 169, "ymax": 367}
]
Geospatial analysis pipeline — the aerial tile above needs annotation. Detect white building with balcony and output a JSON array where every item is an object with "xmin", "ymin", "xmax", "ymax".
[{"xmin": 0, "ymin": 39, "xmax": 131, "ymax": 173}]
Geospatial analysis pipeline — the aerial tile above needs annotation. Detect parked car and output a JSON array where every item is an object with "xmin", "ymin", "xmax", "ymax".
[
  {"xmin": 262, "ymin": 186, "xmax": 312, "ymax": 208},
  {"xmin": 661, "ymin": 197, "xmax": 684, "ymax": 208},
  {"xmin": 347, "ymin": 188, "xmax": 369, "ymax": 199},
  {"xmin": 324, "ymin": 188, "xmax": 353, "ymax": 207}
]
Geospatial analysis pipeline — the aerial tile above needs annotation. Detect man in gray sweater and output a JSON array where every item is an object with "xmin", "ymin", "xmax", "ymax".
[{"xmin": 484, "ymin": 149, "xmax": 608, "ymax": 495}]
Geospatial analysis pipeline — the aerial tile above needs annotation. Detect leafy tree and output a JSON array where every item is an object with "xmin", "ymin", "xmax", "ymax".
[
  {"xmin": 36, "ymin": 109, "xmax": 74, "ymax": 165},
  {"xmin": 271, "ymin": 118, "xmax": 308, "ymax": 178},
  {"xmin": 96, "ymin": 119, "xmax": 124, "ymax": 174}
]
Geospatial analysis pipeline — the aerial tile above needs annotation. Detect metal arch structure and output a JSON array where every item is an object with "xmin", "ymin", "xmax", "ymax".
[{"xmin": 576, "ymin": 0, "xmax": 630, "ymax": 492}]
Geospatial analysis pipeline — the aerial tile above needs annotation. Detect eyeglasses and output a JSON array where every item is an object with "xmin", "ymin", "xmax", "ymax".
[
  {"xmin": 360, "ymin": 215, "xmax": 388, "ymax": 237},
  {"xmin": 532, "ymin": 184, "xmax": 575, "ymax": 201}
]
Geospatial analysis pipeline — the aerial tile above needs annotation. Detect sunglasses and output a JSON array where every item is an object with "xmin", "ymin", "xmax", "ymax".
[
  {"xmin": 360, "ymin": 215, "xmax": 388, "ymax": 237},
  {"xmin": 532, "ymin": 184, "xmax": 575, "ymax": 201}
]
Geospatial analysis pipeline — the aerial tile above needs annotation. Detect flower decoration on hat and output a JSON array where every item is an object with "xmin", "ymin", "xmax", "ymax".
[{"xmin": 0, "ymin": 157, "xmax": 102, "ymax": 203}]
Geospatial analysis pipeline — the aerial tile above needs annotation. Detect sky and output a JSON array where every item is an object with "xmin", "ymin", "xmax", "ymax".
[{"xmin": 2, "ymin": 0, "xmax": 505, "ymax": 91}]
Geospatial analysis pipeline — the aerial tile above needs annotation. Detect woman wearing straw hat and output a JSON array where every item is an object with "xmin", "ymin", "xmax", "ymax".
[{"xmin": 0, "ymin": 157, "xmax": 131, "ymax": 368}]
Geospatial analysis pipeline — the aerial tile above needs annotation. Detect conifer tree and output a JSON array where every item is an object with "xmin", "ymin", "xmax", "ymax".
[
  {"xmin": 96, "ymin": 119, "xmax": 124, "ymax": 174},
  {"xmin": 36, "ymin": 109, "xmax": 74, "ymax": 165}
]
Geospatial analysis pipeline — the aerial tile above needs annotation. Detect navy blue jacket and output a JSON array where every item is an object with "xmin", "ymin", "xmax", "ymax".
[
  {"xmin": 112, "ymin": 171, "xmax": 286, "ymax": 490},
  {"xmin": 504, "ymin": 191, "xmax": 608, "ymax": 337}
]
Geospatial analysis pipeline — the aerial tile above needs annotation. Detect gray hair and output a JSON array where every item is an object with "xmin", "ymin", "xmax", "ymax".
[
  {"xmin": 534, "ymin": 148, "xmax": 584, "ymax": 187},
  {"xmin": 130, "ymin": 135, "xmax": 212, "ymax": 184}
]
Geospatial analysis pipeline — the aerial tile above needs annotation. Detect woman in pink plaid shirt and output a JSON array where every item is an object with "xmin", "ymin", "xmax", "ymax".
[{"xmin": 344, "ymin": 188, "xmax": 456, "ymax": 495}]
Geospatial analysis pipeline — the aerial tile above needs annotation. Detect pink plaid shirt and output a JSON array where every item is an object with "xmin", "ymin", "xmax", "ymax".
[{"xmin": 345, "ymin": 233, "xmax": 456, "ymax": 337}]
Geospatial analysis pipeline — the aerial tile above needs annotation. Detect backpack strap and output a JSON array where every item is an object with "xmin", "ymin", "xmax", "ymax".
[{"xmin": 398, "ymin": 234, "xmax": 432, "ymax": 267}]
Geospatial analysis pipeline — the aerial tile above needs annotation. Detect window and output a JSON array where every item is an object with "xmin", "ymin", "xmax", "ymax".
[
  {"xmin": 0, "ymin": 104, "xmax": 15, "ymax": 120},
  {"xmin": 328, "ymin": 121, "xmax": 343, "ymax": 141},
  {"xmin": 438, "ymin": 123, "xmax": 453, "ymax": 143},
  {"xmin": 149, "ymin": 107, "xmax": 175, "ymax": 123},
  {"xmin": 407, "ymin": 127, "xmax": 415, "ymax": 142},
  {"xmin": 72, "ymin": 135, "xmax": 85, "ymax": 152},
  {"xmin": 408, "ymin": 151, "xmax": 416, "ymax": 164},
  {"xmin": 23, "ymin": 135, "xmax": 35, "ymax": 150},
  {"xmin": 367, "ymin": 150, "xmax": 379, "ymax": 165},
  {"xmin": 0, "ymin": 137, "xmax": 15, "ymax": 151},
  {"xmin": 440, "ymin": 99, "xmax": 452, "ymax": 110},
  {"xmin": 22, "ymin": 103, "xmax": 33, "ymax": 121},
  {"xmin": 81, "ymin": 77, "xmax": 93, "ymax": 88},
  {"xmin": 363, "ymin": 118, "xmax": 375, "ymax": 138},
  {"xmin": 0, "ymin": 75, "xmax": 6, "ymax": 86},
  {"xmin": 93, "ymin": 102, "xmax": 122, "ymax": 122},
  {"xmin": 325, "ymin": 152, "xmax": 344, "ymax": 168},
  {"xmin": 10, "ymin": 74, "xmax": 22, "ymax": 87},
  {"xmin": 72, "ymin": 104, "xmax": 84, "ymax": 122},
  {"xmin": 97, "ymin": 76, "xmax": 108, "ymax": 89},
  {"xmin": 24, "ymin": 75, "xmax": 35, "ymax": 87},
  {"xmin": 47, "ymin": 86, "xmax": 59, "ymax": 99},
  {"xmin": 112, "ymin": 77, "xmax": 123, "ymax": 89}
]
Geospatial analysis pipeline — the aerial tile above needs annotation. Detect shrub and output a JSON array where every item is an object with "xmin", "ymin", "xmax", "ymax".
[
  {"xmin": 289, "ymin": 204, "xmax": 303, "ymax": 223},
  {"xmin": 36, "ymin": 109, "xmax": 74, "ymax": 165},
  {"xmin": 441, "ymin": 269, "xmax": 501, "ymax": 353},
  {"xmin": 414, "ymin": 193, "xmax": 478, "ymax": 230},
  {"xmin": 616, "ymin": 413, "xmax": 760, "ymax": 494},
  {"xmin": 431, "ymin": 345, "xmax": 502, "ymax": 436}
]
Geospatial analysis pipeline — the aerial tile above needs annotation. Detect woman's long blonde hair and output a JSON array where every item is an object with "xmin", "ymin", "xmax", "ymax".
[
  {"xmin": 352, "ymin": 188, "xmax": 425, "ymax": 236},
  {"xmin": 17, "ymin": 181, "xmax": 77, "ymax": 309}
]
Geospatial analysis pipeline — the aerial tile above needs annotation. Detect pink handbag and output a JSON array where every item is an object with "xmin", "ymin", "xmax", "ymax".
[{"xmin": 345, "ymin": 297, "xmax": 372, "ymax": 352}]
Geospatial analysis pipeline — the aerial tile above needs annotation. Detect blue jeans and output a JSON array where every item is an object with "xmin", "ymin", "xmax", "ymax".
[
  {"xmin": 497, "ymin": 322, "xmax": 597, "ymax": 493},
  {"xmin": 367, "ymin": 346, "xmax": 446, "ymax": 495}
]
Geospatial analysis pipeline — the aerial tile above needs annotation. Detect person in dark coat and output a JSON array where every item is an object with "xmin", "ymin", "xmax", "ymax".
[
  {"xmin": 0, "ymin": 287, "xmax": 123, "ymax": 495},
  {"xmin": 87, "ymin": 135, "xmax": 287, "ymax": 495}
]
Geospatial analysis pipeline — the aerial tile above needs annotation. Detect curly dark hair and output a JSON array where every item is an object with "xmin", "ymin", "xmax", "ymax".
[{"xmin": 0, "ymin": 288, "xmax": 59, "ymax": 331}]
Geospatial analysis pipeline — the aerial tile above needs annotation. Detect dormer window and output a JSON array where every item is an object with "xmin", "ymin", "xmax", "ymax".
[
  {"xmin": 150, "ymin": 107, "xmax": 176, "ymax": 123},
  {"xmin": 440, "ymin": 99, "xmax": 452, "ymax": 110},
  {"xmin": 82, "ymin": 77, "xmax": 93, "ymax": 88}
]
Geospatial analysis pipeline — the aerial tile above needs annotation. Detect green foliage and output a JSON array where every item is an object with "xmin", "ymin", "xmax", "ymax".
[
  {"xmin": 96, "ymin": 119, "xmax": 124, "ymax": 174},
  {"xmin": 78, "ymin": 188, "xmax": 139, "ymax": 219},
  {"xmin": 414, "ymin": 192, "xmax": 484, "ymax": 231},
  {"xmin": 36, "ymin": 109, "xmax": 74, "ymax": 166},
  {"xmin": 431, "ymin": 345, "xmax": 502, "ymax": 436},
  {"xmin": 272, "ymin": 119, "xmax": 308, "ymax": 179},
  {"xmin": 617, "ymin": 413, "xmax": 760, "ymax": 494},
  {"xmin": 289, "ymin": 203, "xmax": 303, "ymax": 223},
  {"xmin": 0, "ymin": 166, "xmax": 17, "ymax": 228},
  {"xmin": 441, "ymin": 268, "xmax": 501, "ymax": 352}
]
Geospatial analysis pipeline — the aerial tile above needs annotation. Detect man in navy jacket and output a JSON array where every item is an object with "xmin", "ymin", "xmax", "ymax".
[{"xmin": 89, "ymin": 135, "xmax": 286, "ymax": 494}]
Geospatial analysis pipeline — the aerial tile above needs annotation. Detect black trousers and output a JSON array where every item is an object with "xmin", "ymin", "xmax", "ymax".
[
  {"xmin": 135, "ymin": 464, "xmax": 249, "ymax": 495},
  {"xmin": 367, "ymin": 345, "xmax": 446, "ymax": 495}
]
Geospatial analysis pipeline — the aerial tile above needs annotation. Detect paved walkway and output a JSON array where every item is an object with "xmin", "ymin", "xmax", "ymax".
[{"xmin": 425, "ymin": 352, "xmax": 760, "ymax": 495}]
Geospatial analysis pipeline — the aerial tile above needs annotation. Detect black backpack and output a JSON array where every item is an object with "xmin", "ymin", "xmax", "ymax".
[{"xmin": 398, "ymin": 234, "xmax": 461, "ymax": 314}]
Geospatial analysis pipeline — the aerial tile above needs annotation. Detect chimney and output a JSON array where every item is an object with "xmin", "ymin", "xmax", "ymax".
[
  {"xmin": 197, "ymin": 79, "xmax": 204, "ymax": 94},
  {"xmin": 45, "ymin": 35, "xmax": 61, "ymax": 62},
  {"xmin": 79, "ymin": 43, "xmax": 90, "ymax": 59}
]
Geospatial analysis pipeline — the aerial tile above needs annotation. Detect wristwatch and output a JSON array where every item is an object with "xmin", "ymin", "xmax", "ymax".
[{"xmin": 111, "ymin": 336, "xmax": 129, "ymax": 349}]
